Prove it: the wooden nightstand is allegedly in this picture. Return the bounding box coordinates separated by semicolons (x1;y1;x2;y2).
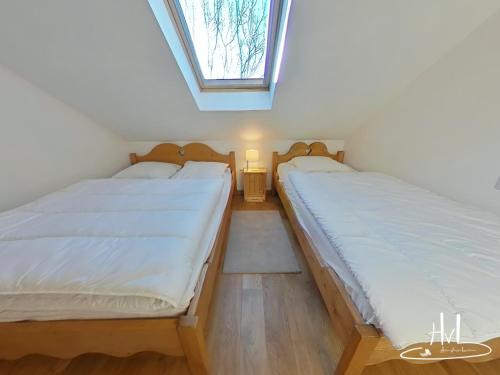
243;168;267;202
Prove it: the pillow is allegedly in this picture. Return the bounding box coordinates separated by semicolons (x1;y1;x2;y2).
290;156;354;172
113;162;180;179
174;161;228;179
277;162;297;181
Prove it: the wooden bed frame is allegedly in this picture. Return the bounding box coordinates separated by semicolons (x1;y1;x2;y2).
272;142;500;375
0;143;236;375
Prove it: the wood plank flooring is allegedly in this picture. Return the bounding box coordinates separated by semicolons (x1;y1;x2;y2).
1;194;499;374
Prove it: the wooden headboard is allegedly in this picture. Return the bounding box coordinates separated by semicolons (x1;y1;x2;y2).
130;142;236;187
271;142;345;189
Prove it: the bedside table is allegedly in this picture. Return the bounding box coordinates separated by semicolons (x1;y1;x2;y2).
243;168;267;202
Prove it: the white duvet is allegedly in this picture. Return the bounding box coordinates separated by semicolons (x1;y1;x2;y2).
289;171;500;349
0;177;227;321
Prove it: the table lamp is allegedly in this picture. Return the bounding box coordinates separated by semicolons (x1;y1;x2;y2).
245;149;259;170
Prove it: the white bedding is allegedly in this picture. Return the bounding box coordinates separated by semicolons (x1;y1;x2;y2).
287;171;500;349
0;171;231;321
280;177;377;324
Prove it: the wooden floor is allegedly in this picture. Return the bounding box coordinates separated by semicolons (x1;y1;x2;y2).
1;193;499;375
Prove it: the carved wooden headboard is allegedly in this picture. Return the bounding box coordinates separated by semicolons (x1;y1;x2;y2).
129;143;236;187
271;142;345;189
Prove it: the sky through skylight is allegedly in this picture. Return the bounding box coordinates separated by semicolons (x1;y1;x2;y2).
179;0;270;80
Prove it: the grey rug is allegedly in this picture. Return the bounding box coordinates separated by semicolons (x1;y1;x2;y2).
223;211;301;274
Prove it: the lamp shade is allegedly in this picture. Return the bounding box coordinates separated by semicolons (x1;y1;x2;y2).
245;149;259;162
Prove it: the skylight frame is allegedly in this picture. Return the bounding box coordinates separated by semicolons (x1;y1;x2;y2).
165;0;284;91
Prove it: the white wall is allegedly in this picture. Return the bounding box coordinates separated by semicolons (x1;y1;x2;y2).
129;139;344;189
0;64;128;211
345;11;500;215
2;1;500;142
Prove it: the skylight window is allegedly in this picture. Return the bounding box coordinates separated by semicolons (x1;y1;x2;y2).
168;0;284;90
148;0;291;110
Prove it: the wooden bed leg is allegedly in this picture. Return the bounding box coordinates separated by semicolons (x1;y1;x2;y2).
335;325;380;375
178;316;209;375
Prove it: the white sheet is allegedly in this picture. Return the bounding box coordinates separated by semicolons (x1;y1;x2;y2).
0;171;231;321
287;171;500;349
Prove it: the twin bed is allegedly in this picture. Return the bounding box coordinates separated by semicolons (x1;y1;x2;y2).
1;141;499;375
0;143;235;375
273;142;500;374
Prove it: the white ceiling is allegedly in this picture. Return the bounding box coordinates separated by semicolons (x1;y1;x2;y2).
0;0;499;141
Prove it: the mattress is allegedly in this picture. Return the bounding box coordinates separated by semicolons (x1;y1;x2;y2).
0;171;231;321
286;171;500;349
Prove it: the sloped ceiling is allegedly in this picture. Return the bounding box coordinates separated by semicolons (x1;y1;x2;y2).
0;0;499;141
